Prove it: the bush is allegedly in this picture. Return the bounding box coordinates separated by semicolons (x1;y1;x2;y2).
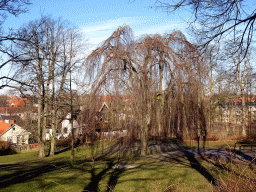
231;135;246;142
56;137;72;148
0;141;17;156
56;137;83;149
246;133;256;141
206;134;219;141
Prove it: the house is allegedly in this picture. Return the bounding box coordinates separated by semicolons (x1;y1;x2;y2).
0;123;30;145
0;95;38;121
45;127;53;140
0;96;25;115
57;112;82;139
219;97;256;124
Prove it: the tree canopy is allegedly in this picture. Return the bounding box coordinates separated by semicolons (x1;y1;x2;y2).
86;25;204;155
155;0;256;58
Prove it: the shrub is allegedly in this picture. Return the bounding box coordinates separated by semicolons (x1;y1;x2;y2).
56;137;72;148
206;134;219;141
246;133;256;141
56;137;83;149
231;135;246;142
0;141;17;156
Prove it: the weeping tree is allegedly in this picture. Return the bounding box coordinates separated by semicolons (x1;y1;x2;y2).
86;25;203;156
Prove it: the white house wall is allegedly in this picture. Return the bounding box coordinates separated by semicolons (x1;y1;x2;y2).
59;113;81;139
45;128;53;140
0;124;30;145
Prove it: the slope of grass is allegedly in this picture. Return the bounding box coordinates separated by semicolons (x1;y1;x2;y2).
0;140;255;192
0;153;214;192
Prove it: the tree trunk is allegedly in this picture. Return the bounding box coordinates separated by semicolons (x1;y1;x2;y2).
241;88;246;136
38;60;45;158
49;66;56;156
140;113;149;156
38;91;44;157
70;70;75;167
157;53;164;136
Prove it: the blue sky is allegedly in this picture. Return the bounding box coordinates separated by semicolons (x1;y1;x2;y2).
4;0;191;49
0;0;192;94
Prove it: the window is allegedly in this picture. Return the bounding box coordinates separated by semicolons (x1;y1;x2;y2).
64;127;67;134
17;136;21;145
22;136;25;145
7;136;13;144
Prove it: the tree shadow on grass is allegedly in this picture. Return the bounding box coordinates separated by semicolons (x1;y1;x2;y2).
82;157;129;192
96;138;186;161
232;149;256;163
82;161;113;192
160;151;223;188
0;161;66;189
96;138;141;160
106;167;125;192
200;152;256;183
105;158;129;192
183;151;223;187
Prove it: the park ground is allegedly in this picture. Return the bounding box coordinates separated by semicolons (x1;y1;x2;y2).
0;139;256;192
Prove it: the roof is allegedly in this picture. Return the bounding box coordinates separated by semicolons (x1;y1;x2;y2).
0;115;21;125
8;97;25;107
99;102;109;112
100;95;116;102
0;123;11;135
0;124;30;136
0;120;14;125
0;96;26;114
0;115;19;120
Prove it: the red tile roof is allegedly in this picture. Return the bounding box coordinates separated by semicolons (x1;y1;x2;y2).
0;123;11;135
0;120;14;125
0;96;26;114
8;97;25;107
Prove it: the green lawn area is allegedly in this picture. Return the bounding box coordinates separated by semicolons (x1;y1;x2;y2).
0;141;255;192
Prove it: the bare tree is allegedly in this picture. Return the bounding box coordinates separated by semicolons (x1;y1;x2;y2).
202;44;221;133
154;0;256;59
0;0;31;89
0;0;30;22
225;47;255;136
86;25;202;156
12;16;87;158
49;22;86;159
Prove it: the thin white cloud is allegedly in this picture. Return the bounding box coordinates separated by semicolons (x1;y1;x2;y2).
89;37;109;45
82;17;135;34
84;16;190;47
83;25;113;33
135;23;187;36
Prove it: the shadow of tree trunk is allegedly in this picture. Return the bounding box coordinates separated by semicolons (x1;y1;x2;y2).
106;167;125;192
0;162;66;189
232;149;256;163
183;151;223;187
83;161;113;192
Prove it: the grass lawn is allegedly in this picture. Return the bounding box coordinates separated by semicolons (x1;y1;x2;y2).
0;140;255;192
0;148;39;164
